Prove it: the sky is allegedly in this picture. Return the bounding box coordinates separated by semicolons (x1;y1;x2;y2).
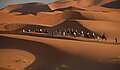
0;0;57;9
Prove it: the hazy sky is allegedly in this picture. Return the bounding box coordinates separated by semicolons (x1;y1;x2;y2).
0;0;57;9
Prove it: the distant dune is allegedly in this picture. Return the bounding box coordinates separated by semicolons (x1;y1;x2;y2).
0;2;51;14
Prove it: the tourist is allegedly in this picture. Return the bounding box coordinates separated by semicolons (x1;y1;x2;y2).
86;32;90;38
71;28;74;37
28;29;31;32
56;29;60;35
101;33;107;41
73;32;77;37
75;30;78;37
22;29;25;32
63;31;66;36
39;29;42;33
52;31;54;35
67;28;70;36
81;31;84;37
92;33;96;39
115;37;118;43
97;36;100;42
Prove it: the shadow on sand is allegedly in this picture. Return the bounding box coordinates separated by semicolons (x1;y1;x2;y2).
101;0;120;9
0;36;120;70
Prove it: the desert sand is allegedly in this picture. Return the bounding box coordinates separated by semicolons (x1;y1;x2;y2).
0;34;120;70
0;0;120;70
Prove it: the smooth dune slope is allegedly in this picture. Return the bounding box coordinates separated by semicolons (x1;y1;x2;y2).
0;49;35;70
0;11;65;28
0;34;120;70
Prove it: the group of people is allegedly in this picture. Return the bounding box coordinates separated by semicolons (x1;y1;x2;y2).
51;28;107;41
22;29;48;33
22;28;119;43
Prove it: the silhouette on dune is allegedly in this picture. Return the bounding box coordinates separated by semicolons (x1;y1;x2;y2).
101;0;120;9
53;6;86;11
51;20;96;34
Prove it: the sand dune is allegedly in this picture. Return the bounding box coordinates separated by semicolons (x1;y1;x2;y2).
0;11;65;28
66;20;120;39
0;0;120;28
0;49;35;70
0;0;120;70
0;24;50;31
48;0;119;10
0;8;120;38
77;0;119;7
48;19;120;39
48;0;78;10
0;2;50;14
1;0;119;13
78;10;120;22
0;34;120;70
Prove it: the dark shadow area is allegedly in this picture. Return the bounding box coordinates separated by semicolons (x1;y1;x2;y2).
0;36;120;70
97;57;120;63
1;23;50;32
50;21;98;35
10;3;52;14
53;6;86;11
101;0;120;9
14;24;50;32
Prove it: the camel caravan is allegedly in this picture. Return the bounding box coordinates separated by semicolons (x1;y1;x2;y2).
21;28;113;42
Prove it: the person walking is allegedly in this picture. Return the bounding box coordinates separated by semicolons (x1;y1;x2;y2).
92;33;96;39
28;29;31;32
39;29;42;33
115;37;118;43
81;31;84;37
101;33;107;41
70;28;73;37
52;31;54;35
86;32;90;38
56;29;60;35
22;29;25;32
67;28;70;36
64;29;67;36
97;36;100;42
75;30;78;37
73;32;77;37
62;30;66;36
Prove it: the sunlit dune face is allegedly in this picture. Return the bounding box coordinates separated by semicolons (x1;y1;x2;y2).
0;49;35;70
